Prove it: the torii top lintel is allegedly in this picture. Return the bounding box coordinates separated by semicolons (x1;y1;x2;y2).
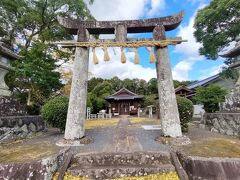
57;11;184;35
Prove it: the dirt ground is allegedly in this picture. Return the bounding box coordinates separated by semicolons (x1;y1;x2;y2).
1;118;239;164
0;118;161;164
180;122;240;158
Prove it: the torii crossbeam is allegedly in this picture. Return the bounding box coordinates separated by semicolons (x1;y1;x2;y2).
57;11;184;143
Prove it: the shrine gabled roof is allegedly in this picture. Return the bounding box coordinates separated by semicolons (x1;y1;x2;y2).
105;88;143;101
186;74;220;90
175;85;192;93
221;45;240;58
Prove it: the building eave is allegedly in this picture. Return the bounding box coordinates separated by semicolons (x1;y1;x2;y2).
0;44;21;59
221;45;240;58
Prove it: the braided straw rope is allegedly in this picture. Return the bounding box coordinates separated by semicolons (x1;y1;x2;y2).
57;40;186;48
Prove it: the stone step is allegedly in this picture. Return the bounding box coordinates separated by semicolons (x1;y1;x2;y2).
67;164;175;179
72;151;172;167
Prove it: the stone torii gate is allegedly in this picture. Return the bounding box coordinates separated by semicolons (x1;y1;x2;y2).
57;11;184;141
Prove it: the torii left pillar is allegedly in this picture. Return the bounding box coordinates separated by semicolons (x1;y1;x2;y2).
64;28;89;140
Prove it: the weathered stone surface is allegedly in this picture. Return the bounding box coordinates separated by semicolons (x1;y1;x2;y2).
203;113;240;137
29;122;36;132
73;152;172;166
68;152;175;179
0;116;45;143
0;148;69;180
64;46;89;140
220;86;240;112
177;151;240;180
57;11;184;35
154;37;182;137
0;96;27;116
21;124;28;133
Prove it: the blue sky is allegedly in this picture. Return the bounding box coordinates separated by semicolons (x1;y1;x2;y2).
85;0;225;82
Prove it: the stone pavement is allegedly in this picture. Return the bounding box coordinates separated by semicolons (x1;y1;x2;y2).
67;117;175;179
71;117;169;154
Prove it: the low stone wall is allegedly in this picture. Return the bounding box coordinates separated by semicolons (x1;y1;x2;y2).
0;116;45;143
203;113;240;137
177;151;240;180
0;148;69;180
0;96;27;116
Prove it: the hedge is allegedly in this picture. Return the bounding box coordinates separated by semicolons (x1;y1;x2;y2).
41;96;69;132
176;96;194;132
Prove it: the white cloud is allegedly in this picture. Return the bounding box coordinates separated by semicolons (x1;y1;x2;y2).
86;0;146;20
172;59;195;81
172;6;206;81
199;64;226;80
86;0;166;21
175;15;202;58
89;47;156;81
82;0;166;81
146;0;165;17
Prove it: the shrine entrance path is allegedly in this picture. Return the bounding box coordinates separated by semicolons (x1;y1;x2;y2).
71;116;169;154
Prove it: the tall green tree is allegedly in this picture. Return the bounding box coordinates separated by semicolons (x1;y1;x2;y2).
6;42;62;113
194;85;227;112
147;78;158;94
89;81;114;113
194;0;240;59
1;0;94;114
0;0;94;48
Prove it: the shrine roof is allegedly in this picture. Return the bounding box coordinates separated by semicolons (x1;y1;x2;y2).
186;74;220;90
175;85;192;93
57;11;184;35
221;44;240;58
0;42;21;59
105;88;143;101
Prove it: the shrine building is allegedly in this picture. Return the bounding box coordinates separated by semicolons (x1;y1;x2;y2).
105;88;143;116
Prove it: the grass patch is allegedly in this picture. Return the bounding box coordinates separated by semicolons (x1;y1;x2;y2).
129;118;159;126
183;138;240;158
113;171;179;180
0;141;60;163
53;171;179;180
85;118;119;129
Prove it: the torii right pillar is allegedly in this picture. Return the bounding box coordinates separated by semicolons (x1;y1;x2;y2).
154;25;182;137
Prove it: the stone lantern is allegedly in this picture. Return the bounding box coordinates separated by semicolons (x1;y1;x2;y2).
0;42;20;96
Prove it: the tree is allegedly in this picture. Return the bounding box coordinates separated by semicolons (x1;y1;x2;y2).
194;0;240;59
147;78;158;95
0;0;94;48
89;81;114;113
136;79;147;95
143;94;156;107
194;85;227;112
1;0;94;113
88;77;104;92
173;80;196;88
6;42;62;113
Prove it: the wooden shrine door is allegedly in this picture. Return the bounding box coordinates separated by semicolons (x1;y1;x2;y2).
120;102;129;115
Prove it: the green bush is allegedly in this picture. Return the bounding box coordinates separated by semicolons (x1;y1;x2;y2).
176;96;194;132
194;85;227;113
41;96;69;132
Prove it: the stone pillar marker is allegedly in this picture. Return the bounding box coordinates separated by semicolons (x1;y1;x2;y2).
154;26;182;137
64;28;89;140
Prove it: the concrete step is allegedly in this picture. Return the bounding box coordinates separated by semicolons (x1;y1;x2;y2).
72;151;172;167
68;164;175;179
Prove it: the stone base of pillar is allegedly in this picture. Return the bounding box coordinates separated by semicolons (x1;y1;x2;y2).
56;139;84;147
0;88;11;96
